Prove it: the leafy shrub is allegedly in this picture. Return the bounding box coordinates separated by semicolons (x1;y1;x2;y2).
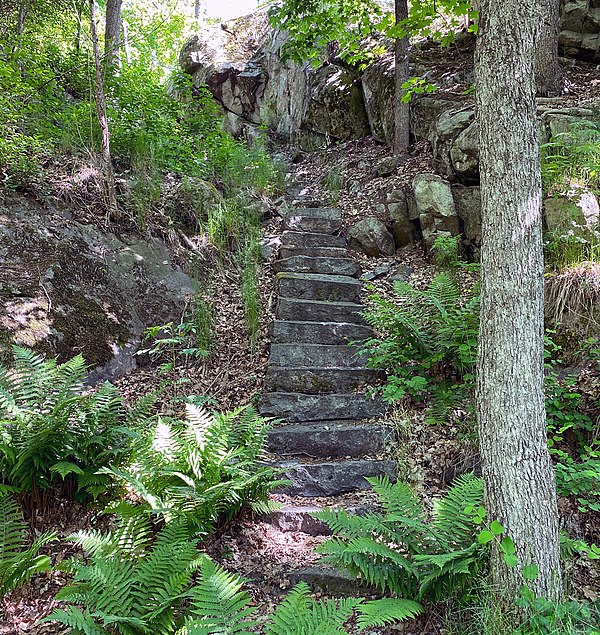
0;494;56;598
0;347;146;509
314;474;485;614
102;404;283;532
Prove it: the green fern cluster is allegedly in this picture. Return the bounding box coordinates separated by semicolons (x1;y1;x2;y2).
46;515;420;635
103;403;284;532
0;494;56;597
0;347;151;507
361;269;479;419
314;474;485;614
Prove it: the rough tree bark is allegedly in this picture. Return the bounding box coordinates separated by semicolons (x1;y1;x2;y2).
89;0;119;220
393;0;410;155
535;0;563;96
475;0;562;604
104;0;122;71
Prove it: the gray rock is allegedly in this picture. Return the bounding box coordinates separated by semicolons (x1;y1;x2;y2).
413;173;460;248
270;320;373;345
287;567;361;594
269;343;368;368
280;231;346;249
258;392;387;421
450;120;479;178
276;298;366;324
361;264;390;281
0;196;195;381
267;422;394;458
452;185;482;247
264;367;384;394
361;53;395;145
278;459;397;496
264;507;332;536
276;272;361;303
348;217;396;257
274;256;361;277
561;0;589;31
372;155;405;178
390;265;414;282
259;236;280;261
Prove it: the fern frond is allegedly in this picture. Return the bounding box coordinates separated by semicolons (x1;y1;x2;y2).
356;598;423;628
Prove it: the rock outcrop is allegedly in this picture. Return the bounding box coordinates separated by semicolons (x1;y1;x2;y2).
0;195;195;382
559;0;600;60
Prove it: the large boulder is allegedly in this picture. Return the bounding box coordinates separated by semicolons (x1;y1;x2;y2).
181;12;369;144
450;120;479;180
0;195;195;382
413;173;460;249
361;53;395;145
348;217;396;257
559;0;600;59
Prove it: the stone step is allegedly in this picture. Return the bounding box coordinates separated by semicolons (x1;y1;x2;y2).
278;459;397;497
267;422;394;458
264;367;383;394
284;208;342;235
287;566;361;594
276;298;366;324
281;231;346;250
280;246;348;259
275;256;361;278
269;343;368;368
270;320;373;345
277;272;361;303
258;392;387;422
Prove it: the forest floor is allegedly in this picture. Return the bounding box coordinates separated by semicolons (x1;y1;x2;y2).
2;47;600;634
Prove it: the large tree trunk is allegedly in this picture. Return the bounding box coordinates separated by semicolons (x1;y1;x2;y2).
535;0;562;96
90;0;119;220
393;0;410;155
475;0;562;604
104;0;122;71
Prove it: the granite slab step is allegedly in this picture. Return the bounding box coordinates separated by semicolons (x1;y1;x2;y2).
269;343;368;368
277;272;361;303
267;422;394;458
264;367;384;393
277;298;366;324
278;459;397;497
275;256;361;277
270;320;373;345
284;208;342;234
287;566;361;594
281;231;346;249
258;392;387;422
280;246;348;259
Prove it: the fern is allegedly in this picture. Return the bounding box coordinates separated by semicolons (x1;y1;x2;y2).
315;475;484;604
102;404;284;532
0;346;147;508
264;582;361;635
356;598;423;628
0;494;56;597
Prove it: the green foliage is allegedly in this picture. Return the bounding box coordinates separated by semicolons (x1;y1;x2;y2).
102;404;283;532
541;121;600;196
545;373;600;513
400;77;437;103
361;270;479;418
0;346;144;505
268;0;477;68
0;494;56;598
314;474;485;605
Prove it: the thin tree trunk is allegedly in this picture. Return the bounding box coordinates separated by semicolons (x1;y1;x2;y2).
393;0;410;155
475;0;562;604
89;0;119;220
535;0;562;96
194;0;201;20
104;0;122;71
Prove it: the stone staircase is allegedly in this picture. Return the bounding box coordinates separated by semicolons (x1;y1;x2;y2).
258;206;397;557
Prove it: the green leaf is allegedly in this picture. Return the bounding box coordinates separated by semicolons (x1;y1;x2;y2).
503;554;518;567
477;530;494;545
500;536;515;555
490;520;504;536
522;563;539;580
